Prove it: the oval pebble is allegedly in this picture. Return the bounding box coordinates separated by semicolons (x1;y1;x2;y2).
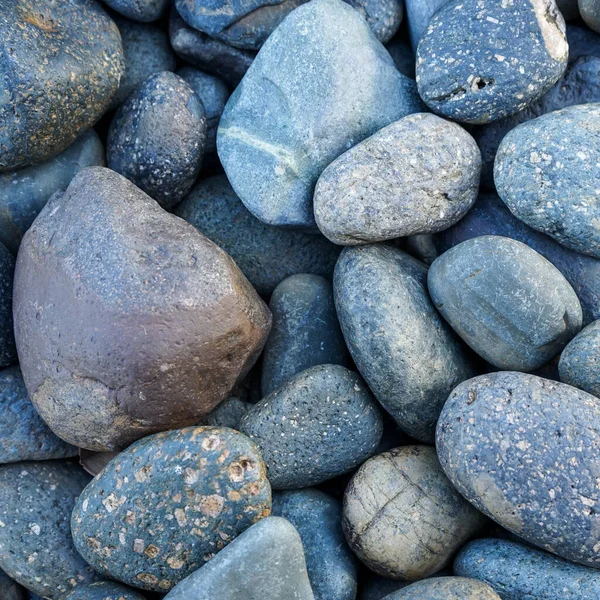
581;0;600;32
381;577;501;600
345;0;404;43
559;319;600;396
205;397;252;430
63;582;147;600
405;0;448;51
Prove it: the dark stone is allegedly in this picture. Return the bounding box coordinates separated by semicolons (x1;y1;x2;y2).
72;427;271;592
0;0;123;171
416;0;568;124
205;397;251;430
403;234;438;265
581;0;600;32
557;0;580;20
0;569;26;600
559;319;600;396
380;577;501;600
360;570;453;600
334;244;476;442
404;0;448;51
567;24;600;62
345;0;404;44
0;244;16;368
102;0;169;22
63;582;147;600
239;364;383;489
385;38;415;78
13;167;271;451
174;175;341;296
436;371;600;568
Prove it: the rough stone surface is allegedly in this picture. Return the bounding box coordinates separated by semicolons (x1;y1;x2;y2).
174;175;341;296
0;570;26;600
381;577;501;600
314;113;481;245
217;0;422;231
63;582;147;600
386;38;415;78
416;0;568;124
103;0;169;22
240;364;383;489
343;446;485;580
72;427;271;592
559;319;600;396
0;244;16;368
567;24;600;61
428;236;582;371
13;167;271;451
162;517;314;600
455;538;600;600
581;0;600;32
405;0;448;51
436;371;600;568
345;0;404;44
334;244;476;442
0;0;123;171
205;397;252;430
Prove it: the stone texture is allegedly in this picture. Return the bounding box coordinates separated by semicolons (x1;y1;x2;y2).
581;0;600;32
405;0;448;51
559;319;600;396
103;0;169;22
72;427;271;592
334;244;476;442
63;582;147;600
0;244;16;368
360;571;453;600
0;570;26;600
13;167;271;451
205;397;252;430
436;371;600;568
416;0;568;124
0;0;123;171
345;0;404;44
217;0;422;231
381;577;501;600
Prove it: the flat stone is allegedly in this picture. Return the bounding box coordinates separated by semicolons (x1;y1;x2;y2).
71;427;271;593
63;582;147;600
13;167;271;451
0;569;26;600
205;397;252;430
559;319;600;396
416;0;568;124
581;0;600;32
217;0;422;231
436;371;600;567
405;0;448;51
381;577;501;600
0;244;16;368
103;0;169;22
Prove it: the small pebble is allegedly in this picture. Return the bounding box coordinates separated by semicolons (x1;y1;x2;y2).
0;569;26;600
581;0;600;32
405;0;448;51
205;397;252;430
380;577;501;600
559;319;600;396
385;38;415;78
63;582;147;600
345;0;404;43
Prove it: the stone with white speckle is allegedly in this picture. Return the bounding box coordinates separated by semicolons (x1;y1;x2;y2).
559;319;600;396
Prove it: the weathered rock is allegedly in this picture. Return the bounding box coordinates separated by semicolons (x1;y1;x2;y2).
345;0;404;44
240;365;383;489
343;446;485;580
436;371;600;567
0;570;26;600
72;427;271;592
217;0;422;231
405;0;448;51
559;319;600;396
581;0;600;32
334;244;476;442
205;397;252;430
103;0;169;22
567;24;600;61
381;577;501;600
63;582;147;600
416;0;568;124
13;167;271;451
0;245;16;368
0;0;123;171
162;517;314;600
385;38;415;78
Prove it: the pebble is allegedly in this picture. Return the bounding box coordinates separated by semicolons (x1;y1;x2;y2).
13;167;271;451
342;446;485;580
385;38;415;78
107;72;207;208
261;274;347;396
345;0;404;44
63;582;147;600
162;517;314;599
217;0;422;231
405;0;448;51
272;489;357;600
0;245;16;369
334;244;476;442
0;0;123;171
380;577;501;600
239;364;383;489
436;371;600;568
428;236;582;371
102;0;169;22
455;538;600;600
314;113;481;245
205;397;252;430
174;175;341;296
416;0;569;124
581;0;600;32
0;461;97;598
360;571;453;600
559;319;600;396
0;570;26;600
71;427;271;592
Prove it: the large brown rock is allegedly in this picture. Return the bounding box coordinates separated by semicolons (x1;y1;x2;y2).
13;167;271;451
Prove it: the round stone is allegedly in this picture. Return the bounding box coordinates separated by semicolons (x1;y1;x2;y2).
205;397;252;430
380;577;501;600
345;0;404;43
581;0;600;32
559;319;600;396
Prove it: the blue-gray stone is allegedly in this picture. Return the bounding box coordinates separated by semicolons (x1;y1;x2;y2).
416;0;569;124
0;244;16;368
403;234;438;265
162;517;314;600
581;0;600;32
107;72;207;208
495;104;600;258
0;461;97;598
0;130;104;255
405;0;448;51
173;175;341;296
334;244;476;442
559;319;600;396
345;0;404;44
63;582;147;600
0;569;26;600
261;274;347;396
272;489;357;600
205;396;252;429
381;577;501;600
436;371;600;568
455;538;600;600
217;0;422;231
567;24;600;61
428;236;582;371
102;0;169;22
385;38;415;78
360;570;453;600
71;427;271;592
239;364;383;489
0;0;123;172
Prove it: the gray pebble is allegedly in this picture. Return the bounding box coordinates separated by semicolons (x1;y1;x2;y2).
345;0;404;44
381;577;501;600
205;397;252;430
385;38;415;78
405;0;448;51
102;0;169;22
0;244;16;368
581;0;600;32
0;569;26;600
360;570;453;600
559;319;600;396
63;582;146;600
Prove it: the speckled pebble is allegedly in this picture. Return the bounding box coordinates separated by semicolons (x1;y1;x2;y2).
0;570;26;600
381;577;501;600
345;0;404;43
559;319;600;396
205;397;252;430
63;582;147;600
581;0;600;32
103;0;169;22
405;0;448;51
0;244;16;369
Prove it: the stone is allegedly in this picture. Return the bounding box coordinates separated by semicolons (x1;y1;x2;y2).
261;275;347;396
385;38;415;78
567;24;600;61
239;364;383;489
0;244;16;368
416;0;568;124
559;319;600;396
174;175;341;296
72;427;271;592
455;538;600;600
334;244;476;442
217;0;422;231
314;113;481;245
360;571;453;600
162;517;314;600
343;446;485;580
403;234;438;264
13;167;271;451
103;0;169;22
0;570;26;600
63;582;147;600
495;104;600;258
345;0;404;44
557;0;580;19
381;577;501;600
0;130;105;255
405;0;448;51
428;236;582;371
0;0;123;171
272;490;356;600
205;397;252;430
0;461;97;598
581;0;600;32
107;72;206;208
436;371;600;567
